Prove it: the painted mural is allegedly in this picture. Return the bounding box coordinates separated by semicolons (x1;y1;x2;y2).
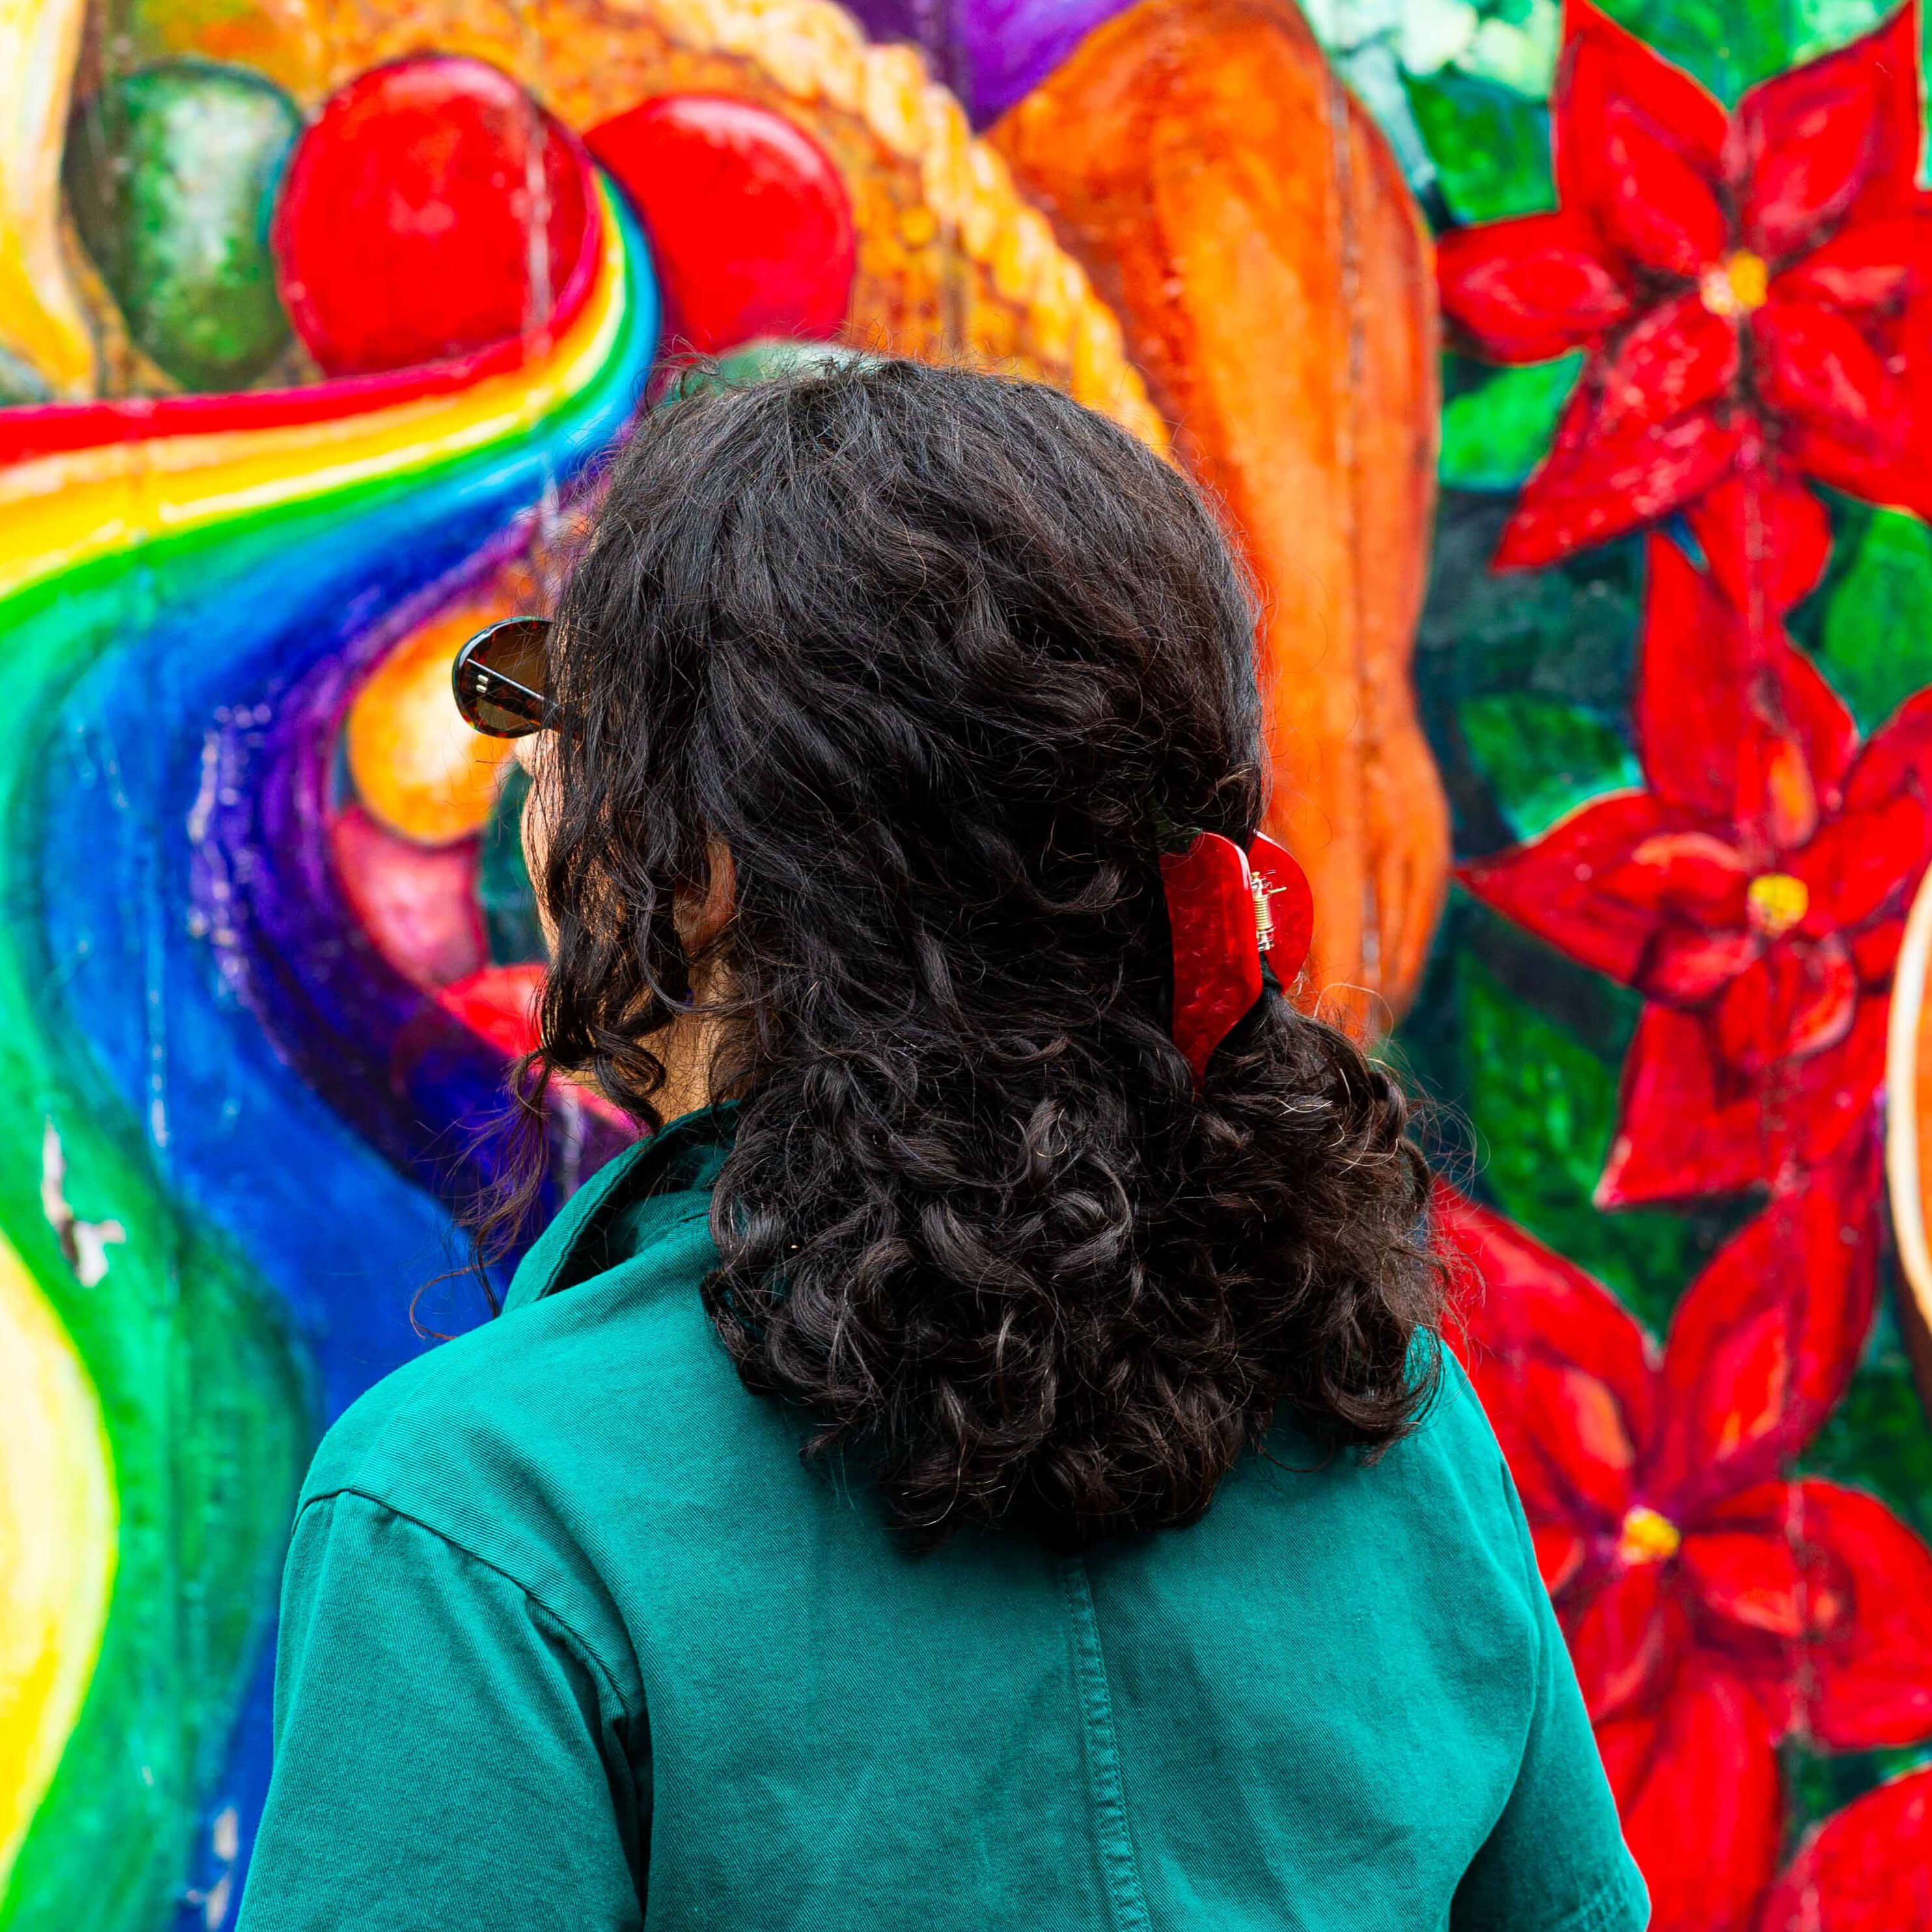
0;0;1928;1922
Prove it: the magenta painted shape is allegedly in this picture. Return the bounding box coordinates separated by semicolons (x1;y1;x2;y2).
330;805;486;990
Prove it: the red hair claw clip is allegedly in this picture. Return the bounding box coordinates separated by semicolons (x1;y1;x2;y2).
1160;831;1314;1089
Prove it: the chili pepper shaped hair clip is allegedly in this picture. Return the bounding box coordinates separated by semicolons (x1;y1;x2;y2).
1160;831;1314;1090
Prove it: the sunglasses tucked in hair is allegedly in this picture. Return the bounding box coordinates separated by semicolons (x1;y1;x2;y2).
453;616;554;737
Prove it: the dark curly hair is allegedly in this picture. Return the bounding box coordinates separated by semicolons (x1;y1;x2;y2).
494;356;1442;1551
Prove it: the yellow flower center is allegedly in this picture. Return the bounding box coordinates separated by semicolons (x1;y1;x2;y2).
1617;1505;1683;1566
1746;871;1809;939
1700;250;1769;318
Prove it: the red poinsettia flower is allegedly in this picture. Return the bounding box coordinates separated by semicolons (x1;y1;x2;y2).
1600;1687;1932;1930
1441;1177;1932;1926
1441;1170;1932;1733
1439;0;1932;612
1595;1659;1783;1931
1461;534;1932;1205
1756;1764;1932;1928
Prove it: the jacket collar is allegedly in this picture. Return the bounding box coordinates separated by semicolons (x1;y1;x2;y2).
499;1100;739;1315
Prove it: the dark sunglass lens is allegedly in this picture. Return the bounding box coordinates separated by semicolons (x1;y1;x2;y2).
456;672;542;737
454;617;552;736
473;616;550;690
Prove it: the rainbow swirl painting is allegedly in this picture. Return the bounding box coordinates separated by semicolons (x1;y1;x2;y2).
1;174;657;1924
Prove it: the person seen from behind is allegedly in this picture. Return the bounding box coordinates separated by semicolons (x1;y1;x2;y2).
236;358;1648;1931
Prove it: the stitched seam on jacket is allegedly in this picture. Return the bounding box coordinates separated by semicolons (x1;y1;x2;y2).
294;1486;639;1723
1545;1857;1648;1932
1062;1559;1154;1932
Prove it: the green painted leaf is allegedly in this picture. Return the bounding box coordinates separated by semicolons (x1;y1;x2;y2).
1459;692;1636;836
1404;70;1553;220
659;337;876;405
1452;0;1560;95
1788;0;1898;59
1459;953;1702;1333
1787;1736;1932;1842
1817;508;1932;733
1590;0;1789;102
1420;499;1644;715
1439;355;1582;492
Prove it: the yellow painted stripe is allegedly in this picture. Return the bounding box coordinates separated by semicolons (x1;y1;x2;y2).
0;1234;117;1897
0;186;631;598
0;0;94;393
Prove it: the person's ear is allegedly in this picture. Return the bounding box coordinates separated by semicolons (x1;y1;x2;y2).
674;840;736;958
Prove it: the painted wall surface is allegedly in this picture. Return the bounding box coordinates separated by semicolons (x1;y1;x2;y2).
0;0;1928;1925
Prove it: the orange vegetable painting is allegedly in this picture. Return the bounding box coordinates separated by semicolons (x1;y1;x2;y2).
994;0;1448;1017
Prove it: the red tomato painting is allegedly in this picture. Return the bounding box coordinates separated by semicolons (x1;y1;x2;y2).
273;55;598;375
586;94;855;356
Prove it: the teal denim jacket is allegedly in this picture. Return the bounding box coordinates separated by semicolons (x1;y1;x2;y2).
238;1105;1647;1932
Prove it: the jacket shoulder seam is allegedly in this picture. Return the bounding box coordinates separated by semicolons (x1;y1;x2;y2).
293;1484;640;1724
